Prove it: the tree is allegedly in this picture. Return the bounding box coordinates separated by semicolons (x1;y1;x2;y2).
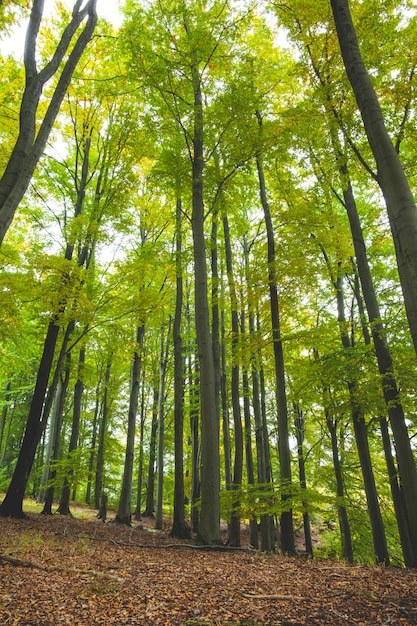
330;0;417;361
256;111;295;556
0;0;98;244
115;325;145;525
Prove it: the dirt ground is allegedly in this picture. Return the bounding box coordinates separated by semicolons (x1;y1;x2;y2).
0;506;417;625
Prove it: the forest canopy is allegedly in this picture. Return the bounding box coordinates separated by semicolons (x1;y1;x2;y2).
1;0;417;567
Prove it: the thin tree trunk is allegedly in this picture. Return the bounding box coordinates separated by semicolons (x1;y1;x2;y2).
327;412;354;563
189;343;200;534
256;112;295;555
171;197;190;539
155;319;171;531
0;382;11;456
85;379;100;506
134;368;146;521
241;303;258;549
94;359;111;511
41;356;71;516
115;325;145;525
351;263;414;566
244;234;274;551
57;345;86;516
293;403;313;558
143;379;159;518
223;213;243;547
221;307;232;491
335;273;389;565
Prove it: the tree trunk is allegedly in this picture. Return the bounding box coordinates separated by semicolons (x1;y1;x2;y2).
223;213;243;547
244;236;274;551
221;307;232;493
335;274;389;565
341;177;417;565
330;0;417;360
171;197;190;539
0;382;11;457
326;409;354;563
187;41;220;546
256;112;295;555
155;320;171;531
293;403;313;558
0;319;61;517
134;368;146;521
85;381;100;506
94;359;111;511
241;304;258;549
143;380;158;518
0;0;97;243
115;325;145;525
189;343;200;534
41;356;71;516
57;345;86;516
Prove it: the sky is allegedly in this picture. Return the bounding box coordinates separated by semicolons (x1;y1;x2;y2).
1;0;123;59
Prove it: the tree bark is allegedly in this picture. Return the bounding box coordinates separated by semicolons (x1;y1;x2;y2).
341;178;417;565
57;346;86;516
115;325;145;525
256;112;295;555
186;35;220;546
143;380;158;518
171;197;190;539
333;272;389;565
293;403;313;558
0;0;97;243
94;359;111;511
155;320;171;531
134;369;146;521
41;357;71;515
326;410;354;563
223;213;243;547
330;0;417;360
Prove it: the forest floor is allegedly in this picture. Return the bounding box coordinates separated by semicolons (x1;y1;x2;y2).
0;502;416;625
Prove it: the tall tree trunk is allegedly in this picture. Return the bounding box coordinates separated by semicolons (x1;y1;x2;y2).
351;263;415;566
241;303;258;549
186;34;220;546
134;368;146;521
143;379;159;518
94;359;111;511
0;384;15;467
256;112;295;555
85;379;101;506
223;213;243;547
41;355;71;516
189;343;200;534
0;319;61;518
171;197;190;539
334;273;389;565
340;178;417;565
115;325;145;525
57;345;86;516
155;320;171;531
0;0;97;243
326;409;354;563
221;307;232;492
293;403;313;558
0;382;11;456
330;0;417;360
244;237;275;552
